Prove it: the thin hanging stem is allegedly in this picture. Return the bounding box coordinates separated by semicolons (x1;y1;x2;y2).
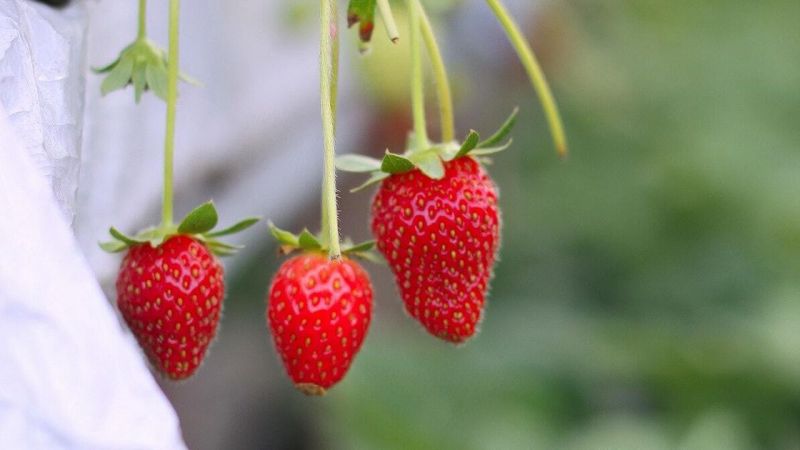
407;0;428;150
320;0;341;259
137;0;147;40
376;0;400;43
415;0;454;143
485;0;568;157
161;0;179;228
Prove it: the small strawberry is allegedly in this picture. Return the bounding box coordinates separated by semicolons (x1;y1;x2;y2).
337;109;518;343
372;157;499;343
267;253;373;395
116;235;224;379
266;225;376;395
102;202;258;379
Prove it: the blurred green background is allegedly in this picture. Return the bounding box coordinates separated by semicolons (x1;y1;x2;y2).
162;0;800;448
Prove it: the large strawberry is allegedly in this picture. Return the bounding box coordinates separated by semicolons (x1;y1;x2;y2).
102;202;258;379
266;225;376;395
337;109;519;343
372;156;499;342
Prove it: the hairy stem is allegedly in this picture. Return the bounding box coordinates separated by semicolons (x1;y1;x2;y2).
137;0;147;40
162;0;179;228
320;0;341;258
407;0;428;150
376;0;400;43
485;0;568;157
416;0;454;143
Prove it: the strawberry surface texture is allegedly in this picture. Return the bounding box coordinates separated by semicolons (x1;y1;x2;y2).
371;156;500;343
267;254;373;395
117;235;224;380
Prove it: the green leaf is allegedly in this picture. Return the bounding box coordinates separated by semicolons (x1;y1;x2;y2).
100;55;134;96
477;107;519;148
205;217;260;238
470;139;514;156
381;151;415;174
351;171;390;192
269;222;300;246
177;201;219;234
298;230;323;250
453;130;481;159
347;0;377;42
109;227;144;245
414;151;445;179
336;154;383;172
344;240;376;253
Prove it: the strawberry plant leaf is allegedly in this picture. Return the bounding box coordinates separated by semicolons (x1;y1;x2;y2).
298;230;323;250
347;0;377;43
414;151;445;179
381;151;415;174
178;201;219;234
453;130;481;159
477;107;519;149
205;217;260;238
269;222;300;247
351;171;390;192
336;154;383;172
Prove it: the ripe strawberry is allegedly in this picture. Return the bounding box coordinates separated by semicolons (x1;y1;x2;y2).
267;253;373;396
116;235;224;380
371;156;500;343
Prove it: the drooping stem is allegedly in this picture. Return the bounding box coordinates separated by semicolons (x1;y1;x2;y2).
320;0;342;259
376;0;400;43
407;0;428;150
416;0;454;143
137;0;147;40
161;0;180;228
485;0;568;157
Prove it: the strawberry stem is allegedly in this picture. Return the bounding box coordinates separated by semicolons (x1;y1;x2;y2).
137;0;147;40
320;0;342;259
485;0;568;158
376;0;400;43
162;0;180;229
416;0;455;143
407;0;429;150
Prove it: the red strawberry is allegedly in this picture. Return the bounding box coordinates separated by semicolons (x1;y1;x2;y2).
371;156;500;343
267;253;373;396
116;235;224;380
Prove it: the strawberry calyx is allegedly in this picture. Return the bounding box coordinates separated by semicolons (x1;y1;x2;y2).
100;201;259;256
93;37;200;103
336;107;518;191
269;222;380;263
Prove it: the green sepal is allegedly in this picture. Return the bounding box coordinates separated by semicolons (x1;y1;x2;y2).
343;240;375;253
94;38;199;103
381;151;415;174
99;239;128;253
412;150;445;179
336;154;382;172
178;201;219;234
350;171;390;192
269;222;300;247
298;229;323;250
477;107;519;148
110;226;145;245
347;0;377;43
205;217;260;238
453;130;481;160
469;139;514;156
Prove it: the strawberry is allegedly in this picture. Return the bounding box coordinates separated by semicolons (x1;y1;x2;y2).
371;156;500;343
116;235;224;380
267;253;373;396
103;202;258;379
